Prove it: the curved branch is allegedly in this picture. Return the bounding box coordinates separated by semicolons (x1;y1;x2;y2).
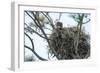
24;23;52;41
31;12;59;58
82;19;91;24
25;32;34;49
24;32;47;61
46;13;54;24
24;45;47;61
41;12;55;29
25;11;58;59
30;12;52;42
25;11;39;27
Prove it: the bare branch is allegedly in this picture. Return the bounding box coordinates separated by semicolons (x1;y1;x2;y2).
25;11;58;59
24;23;52;41
30;12;52;39
82;19;91;24
41;12;55;29
43;27;52;31
58;13;62;20
24;45;47;61
25;11;39;27
24;32;47;61
25;32;34;49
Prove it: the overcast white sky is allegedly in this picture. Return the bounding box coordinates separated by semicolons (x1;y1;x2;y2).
24;12;91;61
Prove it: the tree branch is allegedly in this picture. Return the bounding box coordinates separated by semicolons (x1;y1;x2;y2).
24;45;47;61
24;32;47;61
58;13;62;20
44;27;52;31
25;32;34;49
25;11;40;27
82;19;91;24
24;23;52;41
25;11;58;59
41;12;55;29
30;12;52;43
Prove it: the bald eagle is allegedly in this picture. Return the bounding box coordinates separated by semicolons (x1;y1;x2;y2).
56;22;63;29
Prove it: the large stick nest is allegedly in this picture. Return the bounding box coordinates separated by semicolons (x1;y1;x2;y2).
49;27;90;60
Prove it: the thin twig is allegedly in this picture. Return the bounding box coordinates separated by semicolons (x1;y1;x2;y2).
24;32;47;61
82;19;90;24
41;12;55;29
24;23;52;40
31;12;52;45
25;32;34;49
58;13;62;20
24;45;47;61
26;11;58;59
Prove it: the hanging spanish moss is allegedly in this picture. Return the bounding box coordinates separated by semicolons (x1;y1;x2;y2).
49;27;90;60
